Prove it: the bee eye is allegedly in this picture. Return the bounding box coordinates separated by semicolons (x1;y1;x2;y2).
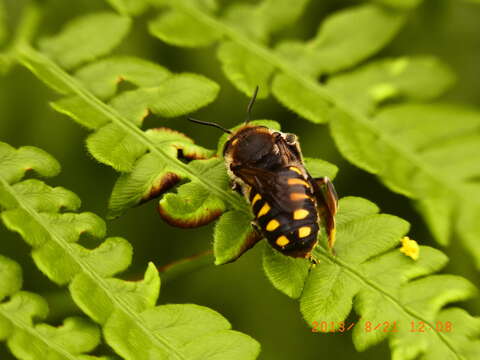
285;133;297;145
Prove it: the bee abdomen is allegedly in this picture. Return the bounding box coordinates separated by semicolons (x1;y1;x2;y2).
249;168;320;255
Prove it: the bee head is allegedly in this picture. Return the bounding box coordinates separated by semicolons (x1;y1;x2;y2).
187;86;299;166
223;125;277;164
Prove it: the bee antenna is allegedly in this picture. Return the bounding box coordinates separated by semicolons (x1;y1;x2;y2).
245;85;259;124
187;117;232;134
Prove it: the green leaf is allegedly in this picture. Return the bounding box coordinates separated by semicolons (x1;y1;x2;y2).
262;244;310;299
150;0;309;47
222;0;310;42
0;256;22;301
14;5;480;358
51;96;111;129
217;41;273;98
61;96;335;267
104;303;257;359
212;189;480;358
86;123;147;172
109;73;219;123
106;0;150;16
39;12;131;69
18;36;242;229
51;56;218;131
145;0;480;269
149;0;313;98
326;56;455;114
275;4;406;76
75;56;171;100
0;255;105;360
19;20;220;220
303;157;338;179
330;103;480;266
0;142;261;360
298;197;479;359
271;2;407;85
272;74;332;123
214;210;259;265
151;1;407;119
158;159;227;227
0;142;60;184
149;10;222;47
108;128;215;218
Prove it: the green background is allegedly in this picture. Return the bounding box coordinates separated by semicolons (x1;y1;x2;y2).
1;0;479;359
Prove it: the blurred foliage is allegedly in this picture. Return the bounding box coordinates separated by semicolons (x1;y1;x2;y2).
0;254;105;360
147;0;480;271
0;141;260;359
0;0;480;359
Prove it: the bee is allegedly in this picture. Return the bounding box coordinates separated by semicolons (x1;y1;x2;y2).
189;87;338;262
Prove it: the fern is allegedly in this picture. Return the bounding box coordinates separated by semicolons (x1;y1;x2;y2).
9;4;480;359
13;10;262;259
16;49;480;360
105;0;150;16
265;197;480;359
146;0;480;269
0;141;260;360
0;255;107;360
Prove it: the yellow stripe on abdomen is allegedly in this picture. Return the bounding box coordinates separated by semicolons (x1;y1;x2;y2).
257;203;271;218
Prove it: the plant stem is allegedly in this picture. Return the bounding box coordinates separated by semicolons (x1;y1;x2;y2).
158;250;214;282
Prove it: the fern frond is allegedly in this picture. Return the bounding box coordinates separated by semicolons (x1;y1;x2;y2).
146;0;480;268
264;197;480;359
11;6;480;359
15;45;480;357
15;11;256;258
0;255;107;360
0;141;260;360
15;10;221;221
150;1;406;99
39;12;130;70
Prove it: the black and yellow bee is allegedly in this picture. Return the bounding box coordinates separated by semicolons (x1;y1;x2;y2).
190;87;338;262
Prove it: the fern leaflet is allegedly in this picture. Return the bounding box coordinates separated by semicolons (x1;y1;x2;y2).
0;141;260;360
0;255;107;360
146;0;480;269
264;197;480;359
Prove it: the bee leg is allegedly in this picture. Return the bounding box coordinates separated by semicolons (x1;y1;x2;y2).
313;177;338;251
230;181;243;195
250;221;261;233
308;253;319;266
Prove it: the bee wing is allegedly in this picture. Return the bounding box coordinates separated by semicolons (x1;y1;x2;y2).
233;166;301;212
311;177;338;249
